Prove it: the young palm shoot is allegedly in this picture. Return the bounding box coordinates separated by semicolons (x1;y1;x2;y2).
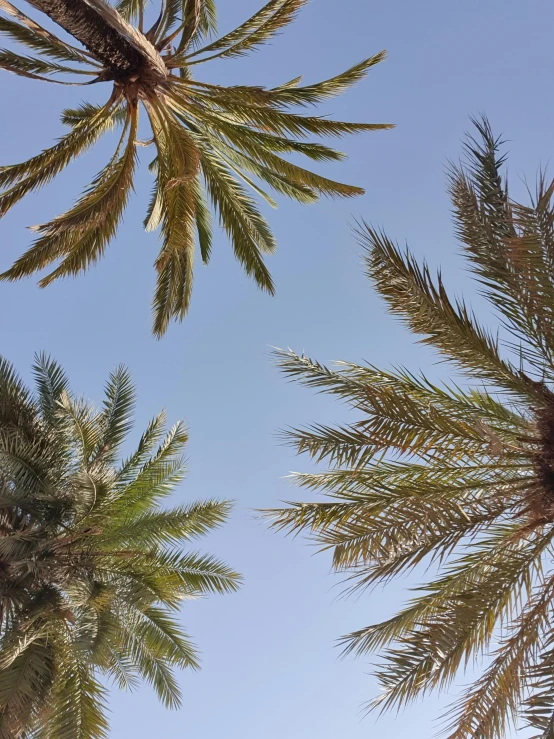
0;0;390;335
266;118;554;738
0;353;240;738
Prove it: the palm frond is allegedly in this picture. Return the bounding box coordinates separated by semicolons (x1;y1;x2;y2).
114;620;184;708
146;102;198;336
362;225;540;401
6;109;137;285
267;52;386;107
198;143;276;293
0;48;95;76
364;529;551;716
99;499;232;549
0;97;121;222
61;101;127;128
0;637;55;737
450;118;554;374
109;419;188;512
151;550;242;594
42;656;109;739
93;366;136;463
524;626;554;737
32;352;70;427
444;574;554;739
186;0;304;60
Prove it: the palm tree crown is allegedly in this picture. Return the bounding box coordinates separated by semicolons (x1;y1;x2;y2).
0;353;240;738
266;119;554;738
0;0;390;335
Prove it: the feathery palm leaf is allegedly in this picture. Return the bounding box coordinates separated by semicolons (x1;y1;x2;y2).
0;353;240;738
265;118;554;738
0;0;390;335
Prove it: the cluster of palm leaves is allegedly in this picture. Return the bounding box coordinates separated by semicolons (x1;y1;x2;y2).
0;354;239;737
266;119;554;738
0;0;389;335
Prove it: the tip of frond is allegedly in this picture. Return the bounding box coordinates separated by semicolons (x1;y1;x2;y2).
329;184;365;198
462;113;508;167
37;272;59;289
270;345;295;359
0;266;23;282
363;49;388;68
351;219;382;254
152;324;169;340
258;275;276;296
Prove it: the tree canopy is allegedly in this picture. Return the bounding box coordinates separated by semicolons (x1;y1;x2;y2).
0;0;390;335
0;353;240;738
267;119;554;738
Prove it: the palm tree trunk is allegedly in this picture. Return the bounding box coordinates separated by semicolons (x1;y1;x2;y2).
25;0;144;75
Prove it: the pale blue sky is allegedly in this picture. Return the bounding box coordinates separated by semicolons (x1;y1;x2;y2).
0;0;551;736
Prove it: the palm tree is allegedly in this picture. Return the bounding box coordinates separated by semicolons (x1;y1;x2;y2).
0;0;390;336
266;119;554;738
0;352;240;738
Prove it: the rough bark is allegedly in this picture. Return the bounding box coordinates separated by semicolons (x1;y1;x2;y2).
25;0;144;75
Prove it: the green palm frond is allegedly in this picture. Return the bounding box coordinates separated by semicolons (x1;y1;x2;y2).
33;110;138;287
0;353;240;738
42;657;109;739
145;100;198;335
97;499;232;549
265;53;385;108
198;144;276;293
0;0;390;334
265;119;554;738
94;365;136;460
183;0;303;60
32;352;70;426
0;48;94;76
0;98;122;219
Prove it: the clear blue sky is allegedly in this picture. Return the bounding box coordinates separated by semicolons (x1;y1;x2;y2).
0;0;551;736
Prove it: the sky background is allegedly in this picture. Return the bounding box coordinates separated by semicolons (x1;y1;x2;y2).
0;0;552;736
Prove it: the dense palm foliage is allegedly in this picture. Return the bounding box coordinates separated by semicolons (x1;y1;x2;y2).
266;119;554;738
0;0;389;335
0;353;240;738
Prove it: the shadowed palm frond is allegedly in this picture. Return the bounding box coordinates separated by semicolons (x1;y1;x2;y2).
0;0;391;335
264;119;554;738
0;353;240;738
